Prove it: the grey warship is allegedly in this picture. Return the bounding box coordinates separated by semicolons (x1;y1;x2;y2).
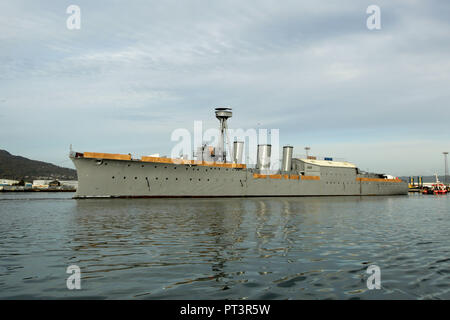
70;108;408;198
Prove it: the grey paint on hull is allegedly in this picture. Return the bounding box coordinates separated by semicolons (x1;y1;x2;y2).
71;157;409;198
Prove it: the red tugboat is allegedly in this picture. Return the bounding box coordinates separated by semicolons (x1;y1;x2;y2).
432;183;448;194
422;174;448;195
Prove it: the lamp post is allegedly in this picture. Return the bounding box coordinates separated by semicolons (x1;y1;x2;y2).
444;152;449;186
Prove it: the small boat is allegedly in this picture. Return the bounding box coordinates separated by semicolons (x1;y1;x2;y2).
432;183;448;194
423;174;448;195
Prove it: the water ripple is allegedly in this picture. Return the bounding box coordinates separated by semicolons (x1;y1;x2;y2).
0;193;449;299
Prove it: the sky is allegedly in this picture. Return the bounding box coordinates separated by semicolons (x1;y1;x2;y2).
1;0;449;176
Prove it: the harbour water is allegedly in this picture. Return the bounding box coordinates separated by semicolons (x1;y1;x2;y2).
0;193;448;299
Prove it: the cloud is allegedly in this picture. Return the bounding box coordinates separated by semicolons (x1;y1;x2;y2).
0;0;449;175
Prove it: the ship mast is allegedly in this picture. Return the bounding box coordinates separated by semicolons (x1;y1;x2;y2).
215;108;232;163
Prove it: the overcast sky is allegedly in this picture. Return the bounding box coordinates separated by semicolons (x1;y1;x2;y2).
1;0;449;176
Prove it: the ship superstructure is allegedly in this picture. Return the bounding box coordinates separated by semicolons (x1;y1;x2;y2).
70;108;408;198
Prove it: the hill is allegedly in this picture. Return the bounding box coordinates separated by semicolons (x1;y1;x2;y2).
0;149;77;181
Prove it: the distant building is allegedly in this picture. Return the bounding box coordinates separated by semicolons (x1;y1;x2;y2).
32;180;51;189
48;180;61;187
0;179;19;186
60;180;78;189
32;179;78;190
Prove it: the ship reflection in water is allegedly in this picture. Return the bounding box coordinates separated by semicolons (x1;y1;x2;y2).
0;193;449;299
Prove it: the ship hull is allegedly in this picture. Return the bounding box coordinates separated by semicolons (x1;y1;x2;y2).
71;157;408;198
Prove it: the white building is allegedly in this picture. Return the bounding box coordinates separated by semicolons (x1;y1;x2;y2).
32;180;78;189
0;179;19;186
